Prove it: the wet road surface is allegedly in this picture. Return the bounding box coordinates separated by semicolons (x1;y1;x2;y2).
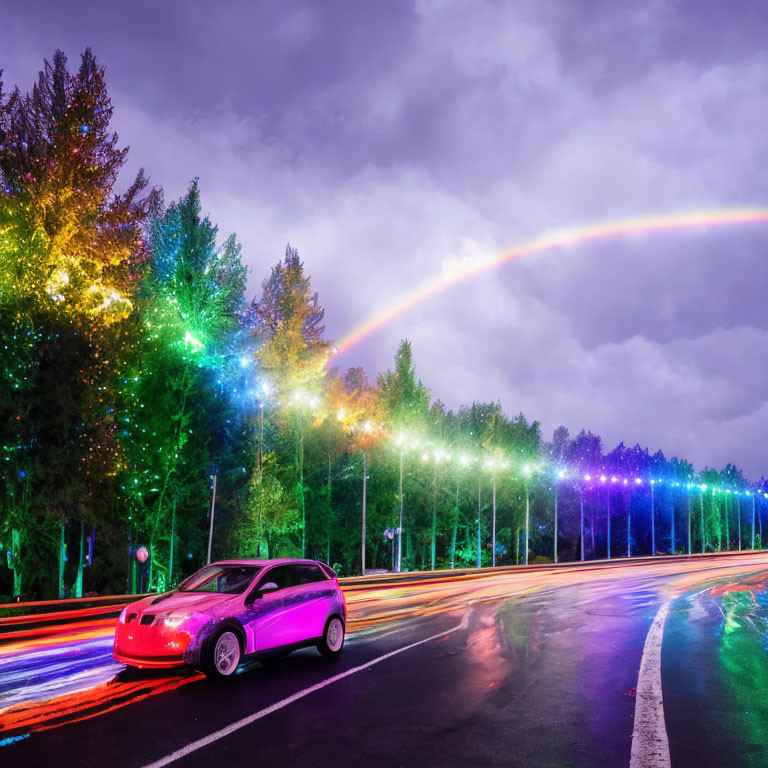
3;553;768;767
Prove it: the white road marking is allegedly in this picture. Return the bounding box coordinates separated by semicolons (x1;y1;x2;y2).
142;616;467;768
630;598;672;768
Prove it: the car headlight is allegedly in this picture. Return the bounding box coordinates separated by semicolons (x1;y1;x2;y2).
161;611;191;628
118;606;129;624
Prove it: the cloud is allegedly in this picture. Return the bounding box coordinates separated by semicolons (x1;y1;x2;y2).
4;0;768;476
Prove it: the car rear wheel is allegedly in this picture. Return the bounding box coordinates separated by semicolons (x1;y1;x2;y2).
204;630;241;678
317;616;345;659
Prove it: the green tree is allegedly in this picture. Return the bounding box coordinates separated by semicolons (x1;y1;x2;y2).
250;245;332;558
0;50;147;598
233;459;300;558
119;181;247;590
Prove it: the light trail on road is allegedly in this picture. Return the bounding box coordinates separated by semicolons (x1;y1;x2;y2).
1;552;767;750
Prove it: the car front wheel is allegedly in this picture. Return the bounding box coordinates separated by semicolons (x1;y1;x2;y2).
317;616;345;659
204;630;242;678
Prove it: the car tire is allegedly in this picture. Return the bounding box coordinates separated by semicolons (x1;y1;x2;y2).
203;629;242;679
317;615;345;659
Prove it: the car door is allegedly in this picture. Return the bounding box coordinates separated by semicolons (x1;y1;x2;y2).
287;563;335;642
242;565;300;652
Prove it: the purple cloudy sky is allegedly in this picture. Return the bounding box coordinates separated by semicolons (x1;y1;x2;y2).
4;1;768;476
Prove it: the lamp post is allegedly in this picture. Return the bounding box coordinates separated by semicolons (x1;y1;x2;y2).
670;482;677;554
289;390;320;558
485;458;501;568
650;480;656;556
476;476;482;568
712;488;720;550
580;476;589;561
419;450;437;571
452;456;469;569
398;447;404;573
750;491;756;550
206;473;217;565
451;475;459;569
601;475;611;560
522;464;531;566
394;434;413;573
492;473;497;567
554;469;565;563
361;450;367;574
699;485;706;553
359;419;377;574
625;479;632;558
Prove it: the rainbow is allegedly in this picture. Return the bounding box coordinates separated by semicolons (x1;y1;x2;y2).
332;208;768;357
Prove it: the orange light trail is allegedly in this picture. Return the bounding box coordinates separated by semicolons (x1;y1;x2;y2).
3;552;768;737
332;208;768;357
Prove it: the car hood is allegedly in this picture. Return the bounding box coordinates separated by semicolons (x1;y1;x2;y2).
130;591;238;616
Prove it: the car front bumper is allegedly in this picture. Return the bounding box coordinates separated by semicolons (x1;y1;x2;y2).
113;621;195;668
112;648;187;669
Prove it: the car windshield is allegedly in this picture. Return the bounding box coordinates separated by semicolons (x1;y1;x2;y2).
178;565;262;594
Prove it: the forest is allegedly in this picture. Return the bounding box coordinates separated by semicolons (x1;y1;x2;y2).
1;50;766;600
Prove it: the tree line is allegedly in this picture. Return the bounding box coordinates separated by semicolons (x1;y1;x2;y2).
1;50;765;600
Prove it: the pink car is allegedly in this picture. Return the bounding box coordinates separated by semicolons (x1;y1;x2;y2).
113;559;347;678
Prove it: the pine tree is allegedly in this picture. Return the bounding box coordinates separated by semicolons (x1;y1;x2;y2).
0;50;148;597
250;244;331;392
118;181;247;589
377;339;430;432
249;245;332;558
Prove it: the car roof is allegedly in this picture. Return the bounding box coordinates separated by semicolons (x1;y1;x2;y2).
209;558;322;567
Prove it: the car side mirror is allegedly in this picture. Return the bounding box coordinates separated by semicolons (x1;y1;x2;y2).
255;581;279;598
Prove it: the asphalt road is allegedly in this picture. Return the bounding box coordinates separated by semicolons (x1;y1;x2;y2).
3;553;768;768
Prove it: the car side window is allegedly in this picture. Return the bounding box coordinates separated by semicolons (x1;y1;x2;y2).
262;565;293;591
293;564;327;585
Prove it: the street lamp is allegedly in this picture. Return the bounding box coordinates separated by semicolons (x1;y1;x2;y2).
207;473;217;565
477;472;483;568
394;434;416;573
627;478;642;558
289;389;322;558
429;449;451;571
451;455;470;569
712;487;720;550
522;464;531;565
360;419;374;575
580;474;591;561
484;459;497;567
554;468;566;563
601;474;611;560
650;480;657;556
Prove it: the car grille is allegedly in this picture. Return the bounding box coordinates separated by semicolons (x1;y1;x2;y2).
140;614;156;626
126;613;137;624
